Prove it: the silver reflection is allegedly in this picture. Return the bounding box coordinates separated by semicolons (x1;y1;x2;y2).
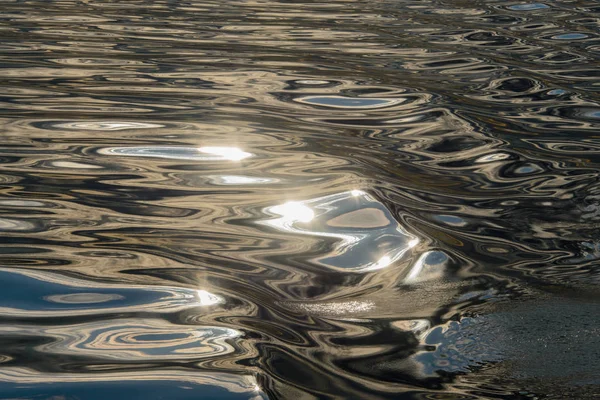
52;121;164;131
98;146;252;161
404;250;449;283
207;175;276;185
262;190;419;272
0;268;223;317
196;289;224;306
295;95;406;109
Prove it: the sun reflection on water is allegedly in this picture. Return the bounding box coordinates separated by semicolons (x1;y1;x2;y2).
196;290;223;306
262;190;419;272
197;146;252;161
270;201;315;224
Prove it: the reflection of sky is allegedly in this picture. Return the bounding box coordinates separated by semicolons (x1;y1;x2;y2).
0;269;222;316
404;251;448;283
99;146;251;161
0;368;266;400
262;191;418;272
506;3;549;10
295;95;405;109
281;300;376;316
551;33;588;40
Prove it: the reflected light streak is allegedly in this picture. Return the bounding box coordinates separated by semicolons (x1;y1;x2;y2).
99;146;253;161
404;250;447;283
197;146;251;161
405;253;427;283
211;175;275;185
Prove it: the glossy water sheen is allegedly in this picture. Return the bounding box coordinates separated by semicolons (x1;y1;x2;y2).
0;0;599;399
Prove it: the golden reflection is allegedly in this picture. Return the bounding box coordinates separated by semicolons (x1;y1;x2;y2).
294;95;406;109
53;121;164;131
3;319;243;361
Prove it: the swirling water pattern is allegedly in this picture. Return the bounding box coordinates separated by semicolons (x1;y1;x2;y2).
0;0;599;398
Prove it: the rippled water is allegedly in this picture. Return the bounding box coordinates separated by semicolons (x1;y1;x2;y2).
0;0;599;398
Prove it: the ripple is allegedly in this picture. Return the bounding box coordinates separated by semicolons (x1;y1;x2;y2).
98;146;252;161
506;3;549;10
0;369;265;399
419;297;599;385
52;121;165;131
0;218;36;232
550;33;590;40
50;58;153;66
45;293;126;304
51;161;104;169
0;268;220;317
0;199;46;207
294;96;405;109
1;319;241;361
261;190;419;272
2;0;600;397
404;251;450;283
279;300;376;316
77;322;235;360
475;152;512;163
207;175;278;185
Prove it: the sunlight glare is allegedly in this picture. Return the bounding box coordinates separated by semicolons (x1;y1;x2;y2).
272;201;314;223
197;146;251;161
196;290;223;306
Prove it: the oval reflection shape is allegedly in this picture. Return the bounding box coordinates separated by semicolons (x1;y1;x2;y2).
551;33;589;40
98;146;251;161
52;121;164;131
45;293;125;305
506;3;549;10
295;96;405;109
27;319;242;361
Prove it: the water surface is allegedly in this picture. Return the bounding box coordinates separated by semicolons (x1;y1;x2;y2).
0;0;599;398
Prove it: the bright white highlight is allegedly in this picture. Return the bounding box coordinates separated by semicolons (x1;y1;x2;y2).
197;147;251;161
371;255;392;271
271;201;314;223
196;290;223;306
